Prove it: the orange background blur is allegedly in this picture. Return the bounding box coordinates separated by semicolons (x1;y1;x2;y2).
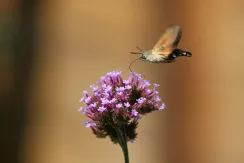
1;0;244;163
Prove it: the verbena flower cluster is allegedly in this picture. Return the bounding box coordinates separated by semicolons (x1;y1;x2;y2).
78;70;165;143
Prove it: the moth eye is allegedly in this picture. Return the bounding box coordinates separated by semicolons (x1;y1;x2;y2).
140;55;146;59
172;54;176;58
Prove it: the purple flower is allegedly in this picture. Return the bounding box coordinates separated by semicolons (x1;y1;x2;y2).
84;120;96;128
101;98;110;105
109;98;117;103
83;90;88;96
136;115;142;120
136;97;146;104
146;89;152;94
84;96;92;104
105;85;112;92
116;87;125;92
90;102;97;108
154;84;160;88
124;102;130;108
78;106;83;112
90;84;98;92
158;103;166;110
143;80;151;86
82;108;87;114
117;92;123;96
102;84;107;89
154;96;162;102
123;80;129;85
139;80;151;90
131;109;138;116
125;85;132;90
103;92;110;98
116;103;123;109
84;120;91;128
98;106;106;112
79;97;85;102
94;92;101;98
100;76;105;81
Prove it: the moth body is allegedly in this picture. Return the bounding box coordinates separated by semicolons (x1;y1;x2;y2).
140;48;192;63
140;50;166;63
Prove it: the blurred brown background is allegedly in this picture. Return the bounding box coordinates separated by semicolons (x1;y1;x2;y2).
1;0;244;163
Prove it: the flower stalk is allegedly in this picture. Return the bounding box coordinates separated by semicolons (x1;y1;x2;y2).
116;126;129;163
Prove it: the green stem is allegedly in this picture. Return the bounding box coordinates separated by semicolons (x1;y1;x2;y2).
116;127;129;163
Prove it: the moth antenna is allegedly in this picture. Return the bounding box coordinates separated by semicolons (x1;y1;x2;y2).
129;58;140;73
136;46;143;52
130;52;142;54
130;46;143;55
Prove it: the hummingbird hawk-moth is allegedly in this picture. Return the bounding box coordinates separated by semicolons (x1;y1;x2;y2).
130;25;192;63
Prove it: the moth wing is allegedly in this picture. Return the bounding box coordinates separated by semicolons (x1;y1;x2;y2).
152;25;182;56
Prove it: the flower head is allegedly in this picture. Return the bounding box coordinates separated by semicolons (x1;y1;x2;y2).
79;70;165;143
